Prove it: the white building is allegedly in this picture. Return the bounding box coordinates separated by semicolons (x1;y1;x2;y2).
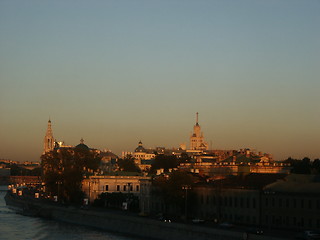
82;175;151;202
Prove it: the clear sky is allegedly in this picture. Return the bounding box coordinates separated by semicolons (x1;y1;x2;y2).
1;0;319;162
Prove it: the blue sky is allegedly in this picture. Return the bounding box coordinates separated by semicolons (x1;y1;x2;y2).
1;0;319;162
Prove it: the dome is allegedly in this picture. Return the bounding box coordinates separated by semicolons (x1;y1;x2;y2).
134;140;146;152
75;138;89;150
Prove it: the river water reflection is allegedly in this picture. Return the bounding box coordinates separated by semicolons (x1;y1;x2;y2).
0;186;138;240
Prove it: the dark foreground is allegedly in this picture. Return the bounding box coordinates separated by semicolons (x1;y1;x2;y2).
4;191;297;240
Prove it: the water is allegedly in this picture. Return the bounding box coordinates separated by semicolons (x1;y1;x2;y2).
0;186;138;240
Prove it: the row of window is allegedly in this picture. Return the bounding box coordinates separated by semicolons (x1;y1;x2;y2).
200;195;320;210
265;215;320;228
200;195;257;209
264;197;320;209
104;185;139;192
198;211;257;224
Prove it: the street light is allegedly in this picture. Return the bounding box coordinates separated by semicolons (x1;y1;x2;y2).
55;181;62;202
182;185;191;221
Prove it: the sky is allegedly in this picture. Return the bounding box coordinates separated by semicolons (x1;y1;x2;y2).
0;0;319;162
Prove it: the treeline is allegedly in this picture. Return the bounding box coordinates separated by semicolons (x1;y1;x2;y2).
0;163;41;176
117;153;191;174
283;157;320;174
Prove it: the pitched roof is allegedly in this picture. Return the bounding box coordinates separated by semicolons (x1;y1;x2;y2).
201;173;287;190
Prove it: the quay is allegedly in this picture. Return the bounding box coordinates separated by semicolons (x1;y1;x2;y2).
4;191;289;240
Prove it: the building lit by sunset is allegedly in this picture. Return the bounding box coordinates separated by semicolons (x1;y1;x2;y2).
189;112;209;151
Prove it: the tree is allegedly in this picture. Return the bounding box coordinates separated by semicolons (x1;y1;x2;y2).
284;157;313;174
117;155;141;173
311;159;320;174
179;152;191;164
94;192;139;211
150;154;178;173
152;170;196;218
41;147;101;204
9;164;41;176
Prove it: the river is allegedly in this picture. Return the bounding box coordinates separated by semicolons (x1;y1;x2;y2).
0;186;139;240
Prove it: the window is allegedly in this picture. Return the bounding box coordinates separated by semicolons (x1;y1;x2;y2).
309;219;313;228
308;200;312;209
123;185;126;191
117;185;120;191
105;185;109;191
252;216;256;224
212;196;216;205
136;185;139;192
279;198;282;208
253;198;256;208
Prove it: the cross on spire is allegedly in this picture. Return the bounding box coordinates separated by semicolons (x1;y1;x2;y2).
196;112;199;124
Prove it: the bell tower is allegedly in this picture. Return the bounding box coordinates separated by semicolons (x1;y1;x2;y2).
43;119;55;154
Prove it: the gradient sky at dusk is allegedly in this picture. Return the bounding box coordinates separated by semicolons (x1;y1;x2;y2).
1;0;319;162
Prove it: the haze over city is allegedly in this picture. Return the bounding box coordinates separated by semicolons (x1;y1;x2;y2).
1;0;319;163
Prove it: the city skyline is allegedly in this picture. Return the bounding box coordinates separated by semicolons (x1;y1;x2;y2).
1;1;319;162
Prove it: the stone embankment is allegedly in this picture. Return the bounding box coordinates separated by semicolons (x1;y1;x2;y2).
5;192;289;240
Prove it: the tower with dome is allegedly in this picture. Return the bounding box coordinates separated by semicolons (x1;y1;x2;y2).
189;112;208;151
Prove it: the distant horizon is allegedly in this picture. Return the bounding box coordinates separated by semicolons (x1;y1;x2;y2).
3;114;319;163
1;1;319;163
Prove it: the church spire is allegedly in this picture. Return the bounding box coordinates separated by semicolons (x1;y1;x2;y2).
46;118;53;135
43;119;55;154
196;112;199;125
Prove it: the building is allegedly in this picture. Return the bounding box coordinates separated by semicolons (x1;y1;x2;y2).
0;167;10;176
191;173;320;230
179;149;291;177
99;150;119;174
189;112;208;151
193;173;287;225
82;175;151;202
139;177;153;215
43;119;55;154
133;141;156;161
261;174;320;230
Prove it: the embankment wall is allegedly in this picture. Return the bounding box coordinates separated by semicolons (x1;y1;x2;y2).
5;192;287;240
